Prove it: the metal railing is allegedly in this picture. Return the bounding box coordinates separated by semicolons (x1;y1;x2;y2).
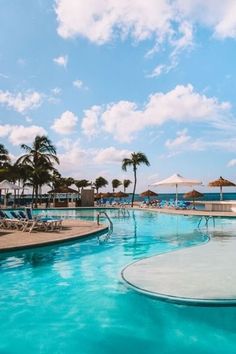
97;211;113;231
117;207;130;217
198;215;216;228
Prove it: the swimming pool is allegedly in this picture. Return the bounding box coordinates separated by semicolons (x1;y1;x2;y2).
0;209;236;353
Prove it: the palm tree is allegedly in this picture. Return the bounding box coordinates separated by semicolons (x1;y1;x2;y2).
123;179;132;193
112;179;122;192
94;176;108;194
122;152;150;207
59;177;75;187
16;135;59;207
0;143;10;168
75;179;91;193
50;170;62;189
0;144;10;205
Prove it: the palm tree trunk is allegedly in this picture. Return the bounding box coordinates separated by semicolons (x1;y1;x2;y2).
131;167;137;207
32;186;35;208
35;185;38;208
39;185;42;205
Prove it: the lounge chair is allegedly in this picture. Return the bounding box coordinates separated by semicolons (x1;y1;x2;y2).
22;208;63;233
0;210;26;230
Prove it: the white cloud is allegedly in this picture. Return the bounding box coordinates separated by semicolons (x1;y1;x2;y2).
54;0;236;48
55;0;174;44
0;124;46;145
51;111;78;134
81;84;231;143
176;0;236;39
57;139;132;177
51;87;61;95
0;124;12;137
53;55;68;67
214;2;236;38
54;0;236;77
73;80;83;89
81;105;101;137
228;159;236;167
165;129;191;149
148;64;166;78
58;140;89;175
0;90;42;113
94;147;131;164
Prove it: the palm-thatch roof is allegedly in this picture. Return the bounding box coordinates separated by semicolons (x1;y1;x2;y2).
208;176;236;187
140;190;158;197
208;176;236;201
102;192;114;198
115;191;129;198
48;186;78;194
184;189;203;199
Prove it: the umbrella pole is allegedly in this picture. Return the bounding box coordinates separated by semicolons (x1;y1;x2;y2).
175;184;178;206
220;186;223;201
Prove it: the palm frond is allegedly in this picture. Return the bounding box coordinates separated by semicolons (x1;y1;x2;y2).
122;158;133;171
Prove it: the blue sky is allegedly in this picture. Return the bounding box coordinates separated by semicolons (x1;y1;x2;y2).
1;0;236;192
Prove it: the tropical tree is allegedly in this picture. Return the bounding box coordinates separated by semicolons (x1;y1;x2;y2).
16;135;59;207
122;152;150;207
50;170;62;189
94;176;108;194
0;143;10;168
0;144;11;204
112;179;122;192
123;179;132;193
75;179;91;193
58;177;74;187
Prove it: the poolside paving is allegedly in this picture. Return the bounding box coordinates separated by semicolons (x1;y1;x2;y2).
122;232;236;305
137;206;236;217
0;219;108;252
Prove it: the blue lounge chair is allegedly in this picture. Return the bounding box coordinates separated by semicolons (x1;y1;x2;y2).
23;207;63;232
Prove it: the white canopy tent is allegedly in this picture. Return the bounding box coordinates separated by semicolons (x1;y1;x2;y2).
150;173;202;204
0;180;20;207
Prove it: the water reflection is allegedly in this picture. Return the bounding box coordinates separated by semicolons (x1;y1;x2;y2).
0;210;209;271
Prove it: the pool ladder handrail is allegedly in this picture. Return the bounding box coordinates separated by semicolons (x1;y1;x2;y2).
198;215;215;228
118;206;130;217
97;211;113;231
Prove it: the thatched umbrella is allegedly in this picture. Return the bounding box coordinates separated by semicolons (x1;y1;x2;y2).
102;192;114;198
140;190;158;197
115;191;129;198
184;189;204;209
140;190;158;203
208;176;236;201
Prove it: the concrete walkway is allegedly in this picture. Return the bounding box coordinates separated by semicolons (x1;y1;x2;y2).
122;234;236;305
136;206;236;218
0;220;108;252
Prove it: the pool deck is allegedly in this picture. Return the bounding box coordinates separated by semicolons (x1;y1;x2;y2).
136;206;236;217
0;219;108;252
122;232;236;306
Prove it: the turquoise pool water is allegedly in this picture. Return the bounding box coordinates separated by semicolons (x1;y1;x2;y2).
0;209;236;353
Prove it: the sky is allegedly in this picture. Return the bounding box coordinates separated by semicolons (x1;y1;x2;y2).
1;0;236;193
